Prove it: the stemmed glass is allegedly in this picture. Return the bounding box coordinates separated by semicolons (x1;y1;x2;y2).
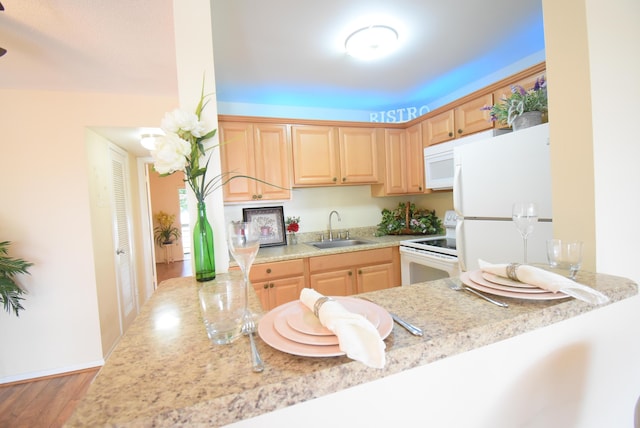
227;221;261;323
512;202;538;264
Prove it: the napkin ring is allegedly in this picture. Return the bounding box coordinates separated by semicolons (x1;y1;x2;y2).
313;296;333;317
506;263;521;281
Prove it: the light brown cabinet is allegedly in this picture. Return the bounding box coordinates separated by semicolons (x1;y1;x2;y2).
219;121;291;202
423;93;493;146
291;125;379;186
250;259;305;310
371;123;424;196
308;247;399;296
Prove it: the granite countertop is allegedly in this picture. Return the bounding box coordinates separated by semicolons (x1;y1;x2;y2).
66;270;637;427
248;229;412;265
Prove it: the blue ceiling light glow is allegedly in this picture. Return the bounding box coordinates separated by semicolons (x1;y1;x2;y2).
215;12;545;115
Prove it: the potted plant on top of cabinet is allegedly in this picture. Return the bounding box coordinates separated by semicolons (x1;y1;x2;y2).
485;76;548;130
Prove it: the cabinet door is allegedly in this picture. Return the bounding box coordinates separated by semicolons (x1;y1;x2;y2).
309;269;354;296
356;263;395;294
269;276;305;309
254;123;291;200
291;125;338;186
424;110;455;146
405;123;425;194
219;122;257;202
338;127;378;184
454;94;493;137
382;129;407;195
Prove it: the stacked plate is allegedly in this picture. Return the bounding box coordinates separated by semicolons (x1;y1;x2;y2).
257;297;393;357
460;270;570;301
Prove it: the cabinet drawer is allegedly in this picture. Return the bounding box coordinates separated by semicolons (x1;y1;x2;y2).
250;259;305;282
309;247;393;272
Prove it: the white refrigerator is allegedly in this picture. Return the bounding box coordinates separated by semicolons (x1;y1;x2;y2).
453;123;552;272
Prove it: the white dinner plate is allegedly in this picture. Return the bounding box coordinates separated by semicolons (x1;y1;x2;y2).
461;271;569;301
258;297;393;358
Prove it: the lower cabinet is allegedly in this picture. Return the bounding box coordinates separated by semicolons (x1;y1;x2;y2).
308;247;400;296
250;259;305;310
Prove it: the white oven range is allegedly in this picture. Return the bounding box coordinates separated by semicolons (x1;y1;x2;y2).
399;210;460;285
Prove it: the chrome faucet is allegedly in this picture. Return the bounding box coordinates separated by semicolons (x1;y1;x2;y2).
328;210;341;241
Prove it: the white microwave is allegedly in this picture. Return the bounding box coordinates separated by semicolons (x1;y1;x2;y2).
424;129;510;190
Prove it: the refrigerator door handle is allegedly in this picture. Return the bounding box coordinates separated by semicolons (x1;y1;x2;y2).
456;219;467;272
453;164;462;215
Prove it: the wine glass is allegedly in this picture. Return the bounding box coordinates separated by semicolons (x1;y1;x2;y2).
227;221;261;323
512;202;538;264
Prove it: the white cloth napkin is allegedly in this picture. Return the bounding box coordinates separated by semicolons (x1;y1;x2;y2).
299;288;386;368
478;260;609;305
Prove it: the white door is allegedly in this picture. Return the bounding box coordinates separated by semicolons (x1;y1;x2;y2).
109;145;138;333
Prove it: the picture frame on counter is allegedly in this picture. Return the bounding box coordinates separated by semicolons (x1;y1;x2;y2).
243;206;287;247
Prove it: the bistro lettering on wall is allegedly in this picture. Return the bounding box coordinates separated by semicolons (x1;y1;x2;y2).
369;105;431;123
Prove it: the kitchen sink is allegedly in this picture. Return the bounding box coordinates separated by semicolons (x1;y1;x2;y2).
307;238;374;249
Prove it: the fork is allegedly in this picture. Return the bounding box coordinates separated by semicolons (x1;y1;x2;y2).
242;317;264;373
446;278;509;308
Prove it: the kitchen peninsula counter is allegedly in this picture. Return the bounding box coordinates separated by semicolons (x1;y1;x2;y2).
66;272;637;427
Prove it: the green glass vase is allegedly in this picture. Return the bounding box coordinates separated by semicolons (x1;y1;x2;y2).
193;202;216;282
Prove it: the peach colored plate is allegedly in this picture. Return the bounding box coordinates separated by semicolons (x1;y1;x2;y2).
473;271;547;294
284;300;381;336
258;297;393;357
461;271;569;301
480;271;538;289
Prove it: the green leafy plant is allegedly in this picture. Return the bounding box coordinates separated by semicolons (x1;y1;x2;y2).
154;211;181;246
0;241;33;317
484;76;547;126
376;202;443;236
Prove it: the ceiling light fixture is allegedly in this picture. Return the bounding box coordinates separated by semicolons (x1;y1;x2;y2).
345;25;398;60
140;134;161;151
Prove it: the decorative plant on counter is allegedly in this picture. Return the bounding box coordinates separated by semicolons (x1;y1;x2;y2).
376;202;443;236
483;76;548;127
148;77;285;281
153;211;181;246
0;241;33;317
285;216;300;234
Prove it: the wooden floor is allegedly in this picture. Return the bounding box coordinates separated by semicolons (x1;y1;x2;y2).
156;258;191;284
0;367;100;428
0;260;192;427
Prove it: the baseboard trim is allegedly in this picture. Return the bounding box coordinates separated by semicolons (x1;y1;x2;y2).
0;360;104;385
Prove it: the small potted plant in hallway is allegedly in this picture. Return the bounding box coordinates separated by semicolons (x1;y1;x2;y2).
0;240;33;317
154;211;181;246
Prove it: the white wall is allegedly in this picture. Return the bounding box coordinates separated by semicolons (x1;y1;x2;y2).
224;187;454;237
0;89;175;382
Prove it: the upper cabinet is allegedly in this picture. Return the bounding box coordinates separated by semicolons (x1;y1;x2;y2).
371;123;424;196
219;121;291;202
423;93;493;146
291;125;379;186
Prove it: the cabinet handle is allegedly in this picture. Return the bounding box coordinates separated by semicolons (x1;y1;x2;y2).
457;129;463;134
263;284;269;289
419;186;423;191
348;271;353;276
266;268;272;274
269;283;274;289
252;195;258;200
257;194;263;199
448;132;453;137
342;177;346;182
358;270;363;275
332;177;337;182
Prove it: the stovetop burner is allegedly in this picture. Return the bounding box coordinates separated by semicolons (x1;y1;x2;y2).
399;210;458;257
